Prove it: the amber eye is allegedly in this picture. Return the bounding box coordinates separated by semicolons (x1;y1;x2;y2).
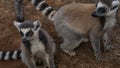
29;31;33;36
111;5;118;10
26;30;33;37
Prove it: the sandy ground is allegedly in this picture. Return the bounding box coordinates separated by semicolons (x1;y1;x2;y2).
0;0;120;68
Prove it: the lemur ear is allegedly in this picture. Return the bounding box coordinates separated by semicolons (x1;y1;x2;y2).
33;20;41;30
13;21;21;30
112;0;120;6
111;0;120;9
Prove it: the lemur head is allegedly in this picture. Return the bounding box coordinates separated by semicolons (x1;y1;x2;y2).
14;20;41;44
92;0;120;17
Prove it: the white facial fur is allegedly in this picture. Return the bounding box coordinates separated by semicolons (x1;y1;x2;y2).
13;20;42;41
97;0;120;8
97;1;107;9
21;28;31;36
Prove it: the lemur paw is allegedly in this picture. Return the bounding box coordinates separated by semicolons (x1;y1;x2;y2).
104;45;114;52
69;51;76;56
63;50;76;56
95;52;102;61
96;55;103;61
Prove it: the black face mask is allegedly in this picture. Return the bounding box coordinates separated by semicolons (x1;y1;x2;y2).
97;7;107;13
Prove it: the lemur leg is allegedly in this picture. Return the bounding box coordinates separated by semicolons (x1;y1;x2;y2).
44;42;56;68
46;54;55;68
21;53;36;68
90;30;102;61
103;30;113;52
60;38;88;56
52;42;56;54
34;58;46;68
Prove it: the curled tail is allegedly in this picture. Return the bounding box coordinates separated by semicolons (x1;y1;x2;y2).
0;50;21;60
31;0;56;21
0;0;23;61
14;0;24;22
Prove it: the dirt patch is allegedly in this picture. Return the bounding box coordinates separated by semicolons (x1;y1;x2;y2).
0;0;120;68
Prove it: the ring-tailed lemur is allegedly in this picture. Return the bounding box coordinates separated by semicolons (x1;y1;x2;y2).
14;0;56;67
92;0;120;52
1;0;56;68
0;2;56;68
14;20;56;68
31;0;120;61
0;0;25;60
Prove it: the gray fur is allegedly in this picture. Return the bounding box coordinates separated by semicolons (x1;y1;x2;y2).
32;0;119;61
14;21;56;68
53;2;119;60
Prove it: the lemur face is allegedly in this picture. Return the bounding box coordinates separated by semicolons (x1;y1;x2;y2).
92;0;120;17
14;20;41;44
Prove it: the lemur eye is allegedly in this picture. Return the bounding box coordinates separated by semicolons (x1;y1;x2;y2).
98;7;107;13
111;5;118;10
19;31;24;37
29;31;33;36
26;30;33;37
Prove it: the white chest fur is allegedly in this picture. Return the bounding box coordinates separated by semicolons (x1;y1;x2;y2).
30;40;45;55
103;17;116;30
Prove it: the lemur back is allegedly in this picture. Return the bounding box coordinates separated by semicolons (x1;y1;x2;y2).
31;0;120;61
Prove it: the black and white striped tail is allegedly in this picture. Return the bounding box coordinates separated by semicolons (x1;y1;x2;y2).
0;50;21;60
31;0;56;21
14;0;25;22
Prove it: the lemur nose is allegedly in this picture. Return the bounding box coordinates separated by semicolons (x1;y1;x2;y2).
22;38;28;44
91;11;99;17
